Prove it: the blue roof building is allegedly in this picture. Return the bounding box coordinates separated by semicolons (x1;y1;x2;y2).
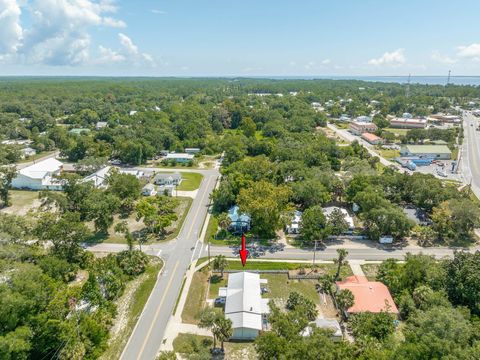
228;205;251;234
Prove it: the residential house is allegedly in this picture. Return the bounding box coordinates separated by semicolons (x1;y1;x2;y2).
142;183;156;196
302;318;343;341
119;169;145;179
228;205;251;234
69;128;91;135
165;153;194;163
153;172;182;186
322;206;354;232
158;185;174;196
400;145;452;160
285;210;302;234
21;147;37;158
336;275;399;316
12;158;64;191
185;148;200;154
222;272;270;340
83;166;111;189
354;115;373;123
95;121;107;130
349;121;377;136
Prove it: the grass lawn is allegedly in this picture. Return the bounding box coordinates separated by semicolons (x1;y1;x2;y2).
103;196;192;244
173;333;257;360
173;333;212;355
208;273;228;299
361;263;380;281
262;274;320;304
181;269;209;324
384;128;409;136
100;259;163;360
1;190;40;216
177;172;204;191
376;148;400;159
451;147;459;160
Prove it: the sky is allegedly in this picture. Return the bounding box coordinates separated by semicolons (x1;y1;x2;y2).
1;0;480;76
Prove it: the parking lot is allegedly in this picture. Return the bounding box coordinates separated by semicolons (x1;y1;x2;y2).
412;159;463;181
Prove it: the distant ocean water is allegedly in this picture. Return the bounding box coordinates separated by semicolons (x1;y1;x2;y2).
261;76;480;86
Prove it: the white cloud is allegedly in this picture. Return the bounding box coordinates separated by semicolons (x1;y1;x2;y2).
103;17;126;28
368;48;406;66
118;33;155;66
151;9;167;15
321;59;331;65
119;33;138;55
0;0;23;54
96;45;125;63
457;43;480;60
431;50;457;65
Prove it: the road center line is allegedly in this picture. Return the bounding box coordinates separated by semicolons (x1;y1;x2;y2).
136;260;180;360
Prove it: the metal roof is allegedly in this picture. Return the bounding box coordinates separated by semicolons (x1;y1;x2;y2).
404;144;452;154
225;272;266;330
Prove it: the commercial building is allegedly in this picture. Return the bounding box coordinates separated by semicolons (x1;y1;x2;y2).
400;145;452;160
428;114;461;124
221;272;270;340
12;158;64;190
349;121;377;136
361;132;384;145
336;275;398;316
389;117;427;129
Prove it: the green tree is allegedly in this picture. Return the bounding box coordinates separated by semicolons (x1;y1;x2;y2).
237;180;292;237
299;205;328;245
217;212;231;238
334;249;348;281
240;116;257;138
327;208;349;236
213;316;233;352
285;292;318;321
135;196;178;237
350;311;395;341
336;289;354;321
212;255;228;278
0;165;16;207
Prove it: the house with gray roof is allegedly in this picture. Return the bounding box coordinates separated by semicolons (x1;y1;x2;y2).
153;172;182;186
222;272;269;340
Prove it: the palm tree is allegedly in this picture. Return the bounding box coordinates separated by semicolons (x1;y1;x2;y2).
217;213;232;238
198;307;219;349
317;275;334;295
336;289;354;322
114;221;134;252
333;249;348;281
213;316;233;352
213;255;228;278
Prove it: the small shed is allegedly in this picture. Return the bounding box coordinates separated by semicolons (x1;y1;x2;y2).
142;183;156;196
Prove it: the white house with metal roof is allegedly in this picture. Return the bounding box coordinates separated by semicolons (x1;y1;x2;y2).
222;272;269;340
11;158;64;190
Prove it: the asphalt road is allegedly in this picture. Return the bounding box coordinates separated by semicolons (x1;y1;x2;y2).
120;169;218;360
460;112;480;198
204;244;477;261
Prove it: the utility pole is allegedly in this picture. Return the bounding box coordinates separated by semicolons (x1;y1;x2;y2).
313;240;317;266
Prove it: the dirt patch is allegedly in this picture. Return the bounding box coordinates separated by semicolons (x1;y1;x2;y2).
318;293;339;319
109;273;145;339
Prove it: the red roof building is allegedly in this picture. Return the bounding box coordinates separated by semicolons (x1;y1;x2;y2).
336;275;398;314
361;132;383;145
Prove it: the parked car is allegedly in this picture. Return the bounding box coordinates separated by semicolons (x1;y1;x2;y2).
214;297;226;306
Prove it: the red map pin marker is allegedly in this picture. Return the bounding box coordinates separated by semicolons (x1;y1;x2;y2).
239;233;248;267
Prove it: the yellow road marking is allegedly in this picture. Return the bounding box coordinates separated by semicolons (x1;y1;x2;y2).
186;177;212;239
136;260;180;360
